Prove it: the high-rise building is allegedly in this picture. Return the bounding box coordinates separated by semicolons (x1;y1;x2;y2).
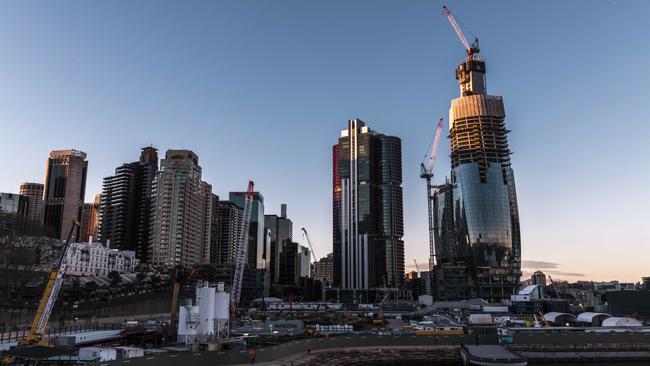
279;241;299;286
264;204;293;284
433;54;521;300
19;183;44;223
313;253;334;286
531;271;547;288
80;193;101;242
333;119;404;289
299;245;311;278
150;150;212;267
230;191;269;298
210;194;242;265
97;147;158;261
0;193;28;217
43;149;88;240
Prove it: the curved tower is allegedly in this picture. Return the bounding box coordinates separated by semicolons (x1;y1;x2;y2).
446;55;521;299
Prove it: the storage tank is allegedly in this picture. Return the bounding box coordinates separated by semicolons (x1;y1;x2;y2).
215;282;230;336
178;305;199;344
197;284;216;340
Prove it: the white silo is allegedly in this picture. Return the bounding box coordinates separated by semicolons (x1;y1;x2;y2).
196;282;216;341
177;302;200;345
214;282;230;339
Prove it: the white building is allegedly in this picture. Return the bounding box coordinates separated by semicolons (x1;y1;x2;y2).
510;284;544;302
66;242;138;276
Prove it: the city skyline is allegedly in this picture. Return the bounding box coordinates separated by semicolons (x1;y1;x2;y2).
0;1;649;282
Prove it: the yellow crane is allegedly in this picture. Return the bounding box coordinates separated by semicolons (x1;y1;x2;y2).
21;221;79;346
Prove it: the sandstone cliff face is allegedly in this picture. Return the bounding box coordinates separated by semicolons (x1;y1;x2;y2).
0;235;64;272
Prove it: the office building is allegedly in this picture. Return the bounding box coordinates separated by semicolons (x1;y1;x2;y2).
80;193;101;242
210;195;243;265
43;149;88;240
332;119;404;289
433;53;521;300
230;191;269;298
531;271;547;288
264;204;293;284
299;245;311;278
150;150;212;267
312;253;334;286
19;183;44;223
279;241;299;286
98;147;158;262
0;193;28;217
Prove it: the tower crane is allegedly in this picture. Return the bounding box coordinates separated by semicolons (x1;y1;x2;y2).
413;259;420;274
420;118;444;271
232;181;255;310
300;228;320;264
21;220;79;346
442;5;479;56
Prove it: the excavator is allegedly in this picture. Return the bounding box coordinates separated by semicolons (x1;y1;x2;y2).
2;220;79;364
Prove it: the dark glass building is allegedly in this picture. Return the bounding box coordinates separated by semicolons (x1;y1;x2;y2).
433;55;521;300
230;191;269;299
98;147;158;262
333;119;404;289
264;204;293;284
210;194;242;265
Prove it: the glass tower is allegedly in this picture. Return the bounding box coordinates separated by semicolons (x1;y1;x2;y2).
434;55;521;300
333;119;404;289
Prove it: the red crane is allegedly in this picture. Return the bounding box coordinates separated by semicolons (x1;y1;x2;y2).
232;181;255;309
442;5;479;56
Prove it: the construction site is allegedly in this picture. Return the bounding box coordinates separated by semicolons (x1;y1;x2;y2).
1;4;650;366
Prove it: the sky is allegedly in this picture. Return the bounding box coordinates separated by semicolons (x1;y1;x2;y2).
0;0;648;282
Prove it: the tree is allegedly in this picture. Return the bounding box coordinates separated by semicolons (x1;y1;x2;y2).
84;281;98;292
108;271;122;287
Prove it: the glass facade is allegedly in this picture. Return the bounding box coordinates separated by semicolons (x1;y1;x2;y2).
452;162;514;268
433;55;521;300
333;119;404;289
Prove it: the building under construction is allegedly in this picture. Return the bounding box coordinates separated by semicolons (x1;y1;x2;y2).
433;7;521;300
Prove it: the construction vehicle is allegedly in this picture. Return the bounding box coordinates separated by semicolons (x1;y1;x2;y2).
300;228;320;263
442;6;479;56
20;220;79;346
231;181;255;312
420;118;444;272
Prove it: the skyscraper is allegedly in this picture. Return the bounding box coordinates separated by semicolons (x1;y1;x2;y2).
230;191;269;298
97;147;158;261
433;54;521;300
210;194;242;265
333;119;404;289
19;182;44;223
150;150;212;267
264;204;293;284
80;193;100;242
43;149;88;240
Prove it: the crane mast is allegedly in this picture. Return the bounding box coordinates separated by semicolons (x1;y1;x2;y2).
420;118;444;273
232;181;255;309
300;228;319;264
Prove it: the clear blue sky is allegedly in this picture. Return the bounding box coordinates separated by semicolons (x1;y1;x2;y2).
1;1;648;282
